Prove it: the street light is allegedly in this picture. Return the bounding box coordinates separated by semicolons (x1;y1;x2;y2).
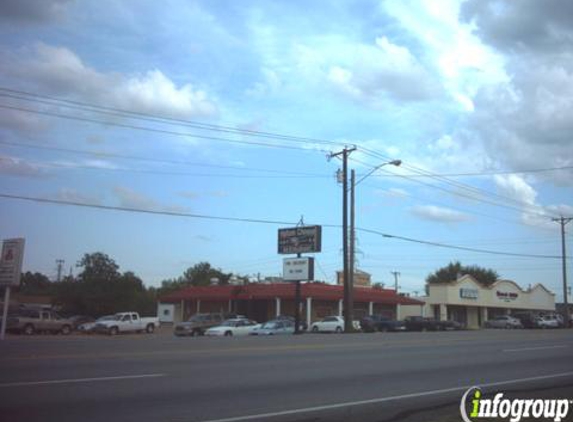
346;159;401;332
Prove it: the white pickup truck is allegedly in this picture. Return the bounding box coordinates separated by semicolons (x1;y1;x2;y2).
94;312;160;335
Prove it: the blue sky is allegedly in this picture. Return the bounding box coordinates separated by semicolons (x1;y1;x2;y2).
0;0;571;298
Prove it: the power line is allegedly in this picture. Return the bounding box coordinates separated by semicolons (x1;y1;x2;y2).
357;148;559;220
0;104;329;152
0;192;564;260
0;87;343;147
0;140;329;177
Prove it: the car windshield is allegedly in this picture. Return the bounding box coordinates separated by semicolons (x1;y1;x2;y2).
261;322;278;329
220;321;237;327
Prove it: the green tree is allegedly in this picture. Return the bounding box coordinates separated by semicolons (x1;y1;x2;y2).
19;271;53;295
77;252;120;283
54;252;155;316
182;262;231;286
426;261;500;287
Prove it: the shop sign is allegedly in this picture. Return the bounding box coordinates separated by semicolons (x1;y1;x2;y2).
283;257;314;281
460;288;479;300
496;291;518;302
278;226;322;254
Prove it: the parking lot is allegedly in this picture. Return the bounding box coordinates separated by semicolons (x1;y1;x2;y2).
1;328;573;422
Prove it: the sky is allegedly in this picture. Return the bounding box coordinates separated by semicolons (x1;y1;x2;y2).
0;0;571;299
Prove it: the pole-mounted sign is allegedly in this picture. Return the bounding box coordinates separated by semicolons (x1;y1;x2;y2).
1;238;25;341
283;257;315;281
0;238;25;287
277;225;322;255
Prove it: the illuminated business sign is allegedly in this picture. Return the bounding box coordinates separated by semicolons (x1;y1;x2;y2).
460;288;479;300
278;226;322;255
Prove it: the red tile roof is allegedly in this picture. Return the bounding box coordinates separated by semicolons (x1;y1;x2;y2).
160;283;424;305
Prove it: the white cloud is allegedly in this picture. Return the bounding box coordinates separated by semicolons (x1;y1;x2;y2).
113;186;188;213
0;155;44;178
410;205;471;223
55;188;101;205
383;0;507;110
325;36;441;104
0;43;218;121
493;174;537;206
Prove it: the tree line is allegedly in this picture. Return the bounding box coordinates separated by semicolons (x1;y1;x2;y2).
12;252;248;317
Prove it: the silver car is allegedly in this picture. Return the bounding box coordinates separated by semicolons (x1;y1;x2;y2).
485;315;523;329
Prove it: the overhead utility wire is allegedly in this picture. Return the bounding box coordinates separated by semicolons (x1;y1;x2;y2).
0;104;327;152
0;87;343;147
0;192;563;260
0;140;328;177
356;149;557;219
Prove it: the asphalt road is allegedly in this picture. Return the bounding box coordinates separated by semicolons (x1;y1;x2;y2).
1;329;572;422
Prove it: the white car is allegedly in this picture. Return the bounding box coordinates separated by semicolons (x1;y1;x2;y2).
537;315;559;329
309;316;361;333
78;315;114;333
205;319;261;336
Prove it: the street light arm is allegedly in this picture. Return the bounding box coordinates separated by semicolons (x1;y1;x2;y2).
354;159;401;187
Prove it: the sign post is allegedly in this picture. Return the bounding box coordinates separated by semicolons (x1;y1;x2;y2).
279;225;321;335
0;238;25;341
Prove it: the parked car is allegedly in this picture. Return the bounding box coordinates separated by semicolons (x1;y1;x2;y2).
537;315;560;329
309;316;360;333
513;312;540;329
7;309;74;335
250;320;295;335
404;316;442;331
78;315;115;333
174;313;226;337
94;312;160;335
274;315;307;331
205;319;260;336
360;315;405;332
484;315;523;329
67;315;95;329
439;320;463;330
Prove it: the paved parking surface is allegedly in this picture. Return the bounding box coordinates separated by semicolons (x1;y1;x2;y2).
1;329;572;422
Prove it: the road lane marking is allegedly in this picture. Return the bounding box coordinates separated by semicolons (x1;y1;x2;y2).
198;371;573;422
503;345;568;352
0;373;165;388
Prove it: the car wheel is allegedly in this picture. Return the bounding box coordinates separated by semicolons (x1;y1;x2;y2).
146;324;155;334
335;326;342;333
23;324;34;335
224;331;233;337
312;326;319;333
61;325;71;335
109;326;119;336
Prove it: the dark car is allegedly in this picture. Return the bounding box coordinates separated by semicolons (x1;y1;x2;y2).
174;313;226;337
404;316;441;331
360;315;405;332
512;312;540;329
439;320;463;330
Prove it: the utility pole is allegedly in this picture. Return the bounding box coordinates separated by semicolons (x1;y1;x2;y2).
349;169;355;328
552;216;572;327
329;146;356;332
56;259;65;283
391;271;401;293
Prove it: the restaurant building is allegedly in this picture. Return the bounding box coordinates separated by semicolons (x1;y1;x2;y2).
419;275;556;329
159;282;424;325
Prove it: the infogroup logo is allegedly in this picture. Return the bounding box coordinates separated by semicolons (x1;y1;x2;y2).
460;387;571;422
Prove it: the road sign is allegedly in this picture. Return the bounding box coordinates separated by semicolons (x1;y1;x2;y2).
0;238;25;286
283;257;314;281
278;226;322;254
